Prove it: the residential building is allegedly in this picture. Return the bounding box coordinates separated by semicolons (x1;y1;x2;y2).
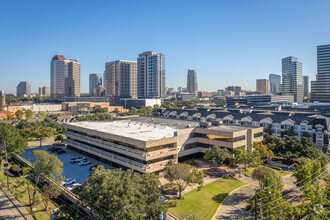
198;91;213;98
89;74;102;96
158;108;330;153
282;56;303;102
303;76;309;97
311;44;330;102
61;102;110;111
137;51;165;98
187;69;198;94
39;86;50;96
104;60;137;98
63;116;263;173
256;79;270;94
16;81;31;97
269;74;281;95
50;55;80;100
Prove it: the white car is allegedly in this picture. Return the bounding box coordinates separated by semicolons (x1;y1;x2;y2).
78;161;91;166
61;178;76;186
70;157;87;163
67;183;82;191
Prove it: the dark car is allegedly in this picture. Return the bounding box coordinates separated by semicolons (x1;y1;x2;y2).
57;150;66;154
48;146;55;151
51;147;62;152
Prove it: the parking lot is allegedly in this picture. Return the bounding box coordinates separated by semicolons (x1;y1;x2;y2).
21;145;114;184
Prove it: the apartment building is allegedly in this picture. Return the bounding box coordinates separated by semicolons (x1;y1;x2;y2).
158;108;330;153
63;117;263;173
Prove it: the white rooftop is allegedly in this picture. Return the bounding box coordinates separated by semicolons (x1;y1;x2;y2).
68;120;178;141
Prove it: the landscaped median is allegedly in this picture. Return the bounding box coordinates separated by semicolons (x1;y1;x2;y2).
167;177;247;220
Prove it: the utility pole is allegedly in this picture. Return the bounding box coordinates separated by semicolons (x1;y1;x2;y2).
4;142;9;188
255;191;258;220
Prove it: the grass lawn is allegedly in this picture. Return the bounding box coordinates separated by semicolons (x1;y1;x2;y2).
243;165;290;177
167;177;247;220
0;165;57;220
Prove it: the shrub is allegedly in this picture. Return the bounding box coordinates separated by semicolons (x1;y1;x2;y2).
22;167;33;175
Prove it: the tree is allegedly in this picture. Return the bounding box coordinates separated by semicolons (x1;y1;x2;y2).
41;182;61;210
77;166;166;219
234;147;260;171
7;113;13;120
287;127;295;136
164;163;204;199
253;142;274;160
31;150;63;205
251;166;275;188
55;134;64;142
33;126;54;146
15;110;24;120
264;126;272;136
299;137;320;159
25;109;34;119
203;146;230;165
38;111;45;118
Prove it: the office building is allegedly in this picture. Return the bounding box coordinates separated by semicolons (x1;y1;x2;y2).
137;51;165;98
187;69;198;94
269;74;281;95
104;60;137;98
282;56;303;102
63;116;263;173
177;86;187;93
16;81;31;97
303;76;309;97
0;90;5;106
226;86;241;96
51;55;80;100
89;74;102;96
39;86;50;96
158;107;330;153
96;85;105;97
226;95;294;106
312;44;330;102
256;79;270;94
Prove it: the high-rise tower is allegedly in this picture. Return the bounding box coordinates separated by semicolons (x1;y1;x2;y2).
187;69;198;94
89;74;102;96
269;74;281;95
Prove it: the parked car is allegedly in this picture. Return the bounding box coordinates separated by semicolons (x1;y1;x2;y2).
70;157;86;163
48;146;55;151
79;161;91;166
66;183;82;191
57;150;66;154
89;165;99;171
51;147;62;153
61;178;76;186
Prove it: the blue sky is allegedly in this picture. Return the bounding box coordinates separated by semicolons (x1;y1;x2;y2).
1;0;330;94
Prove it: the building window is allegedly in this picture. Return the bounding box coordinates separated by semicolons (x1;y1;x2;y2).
254;132;263;138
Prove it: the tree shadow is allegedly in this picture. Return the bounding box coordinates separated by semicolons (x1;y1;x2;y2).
212;193;228;203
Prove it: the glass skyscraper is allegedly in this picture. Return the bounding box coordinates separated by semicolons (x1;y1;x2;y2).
269;74;281;95
89;74;102;96
137;51;165;98
187;69;198;94
311;44;330;102
281;56;303;102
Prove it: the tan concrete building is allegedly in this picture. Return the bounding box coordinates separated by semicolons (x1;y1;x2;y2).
256;79;270;94
63;117;263;173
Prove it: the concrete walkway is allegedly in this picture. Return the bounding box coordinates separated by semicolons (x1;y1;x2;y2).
0;189;26;220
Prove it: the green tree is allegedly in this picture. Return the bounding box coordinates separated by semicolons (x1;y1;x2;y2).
251;166;275;188
7;113;13;120
15;110;24;120
33;126;55;146
25;109;34;119
41;182;61;210
31;150;63;205
77;166;166;219
203;146;230;165
164;163;204;199
38;111;45;118
287;127;295;136
234;147;260;171
55;134;65;142
253;142;274;160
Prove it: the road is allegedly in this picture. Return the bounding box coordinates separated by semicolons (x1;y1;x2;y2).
0;189;25;220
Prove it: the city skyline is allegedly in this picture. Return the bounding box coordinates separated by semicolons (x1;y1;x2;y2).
1;0;330;93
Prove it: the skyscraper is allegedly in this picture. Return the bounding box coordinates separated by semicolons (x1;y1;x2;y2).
137;51;165;98
89;74;102;96
50;55;80;100
187;69;198;94
303;76;309;97
16;81;31;96
281;56;303;102
104;60;137;98
311;44;330;102
256;79;270;94
269;74;281;95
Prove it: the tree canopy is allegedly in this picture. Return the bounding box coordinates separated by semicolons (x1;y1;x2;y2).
203;146;230;165
234;147;260;170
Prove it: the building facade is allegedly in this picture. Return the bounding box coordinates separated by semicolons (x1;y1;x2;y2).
63;117;263;173
89;74;102;96
50;55;80;100
16;81;31;97
39;86;50;96
256;79;270;94
0;90;5;106
226;95;294;106
269;74;281;95
311;44;330;102
282;56;303;102
137;51;165;98
104;60;137;98
226;86;241;96
303;76;309;97
187;69;198;94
